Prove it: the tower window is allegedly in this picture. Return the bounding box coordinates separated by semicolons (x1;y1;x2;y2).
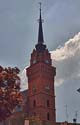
33;100;36;107
47;112;50;120
47;100;50;107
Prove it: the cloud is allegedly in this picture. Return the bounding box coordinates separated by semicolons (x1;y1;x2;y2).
19;67;28;91
20;32;80;90
51;32;80;86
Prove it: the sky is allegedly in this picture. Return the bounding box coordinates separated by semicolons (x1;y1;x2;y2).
0;0;80;123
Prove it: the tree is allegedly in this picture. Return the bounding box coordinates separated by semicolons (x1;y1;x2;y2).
0;66;22;123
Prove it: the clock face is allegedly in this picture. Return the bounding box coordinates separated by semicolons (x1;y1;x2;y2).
45;60;49;64
45;86;50;92
33;60;36;64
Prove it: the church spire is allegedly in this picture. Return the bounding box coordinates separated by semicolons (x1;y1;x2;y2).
35;3;46;52
38;2;44;44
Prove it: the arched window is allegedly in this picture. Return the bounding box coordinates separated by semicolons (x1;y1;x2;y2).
33;100;36;107
47;100;50;107
47;112;50;120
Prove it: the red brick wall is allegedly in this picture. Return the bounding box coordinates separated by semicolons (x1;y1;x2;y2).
26;48;56;122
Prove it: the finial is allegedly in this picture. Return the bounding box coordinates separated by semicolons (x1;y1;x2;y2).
37;2;44;44
39;2;42;11
35;2;46;52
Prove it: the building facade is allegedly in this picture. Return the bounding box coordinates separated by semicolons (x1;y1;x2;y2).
26;5;56;125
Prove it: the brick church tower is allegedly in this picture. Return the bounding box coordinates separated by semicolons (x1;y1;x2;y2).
26;4;56;123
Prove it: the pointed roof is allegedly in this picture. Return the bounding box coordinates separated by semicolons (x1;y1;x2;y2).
35;3;46;52
38;3;44;44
